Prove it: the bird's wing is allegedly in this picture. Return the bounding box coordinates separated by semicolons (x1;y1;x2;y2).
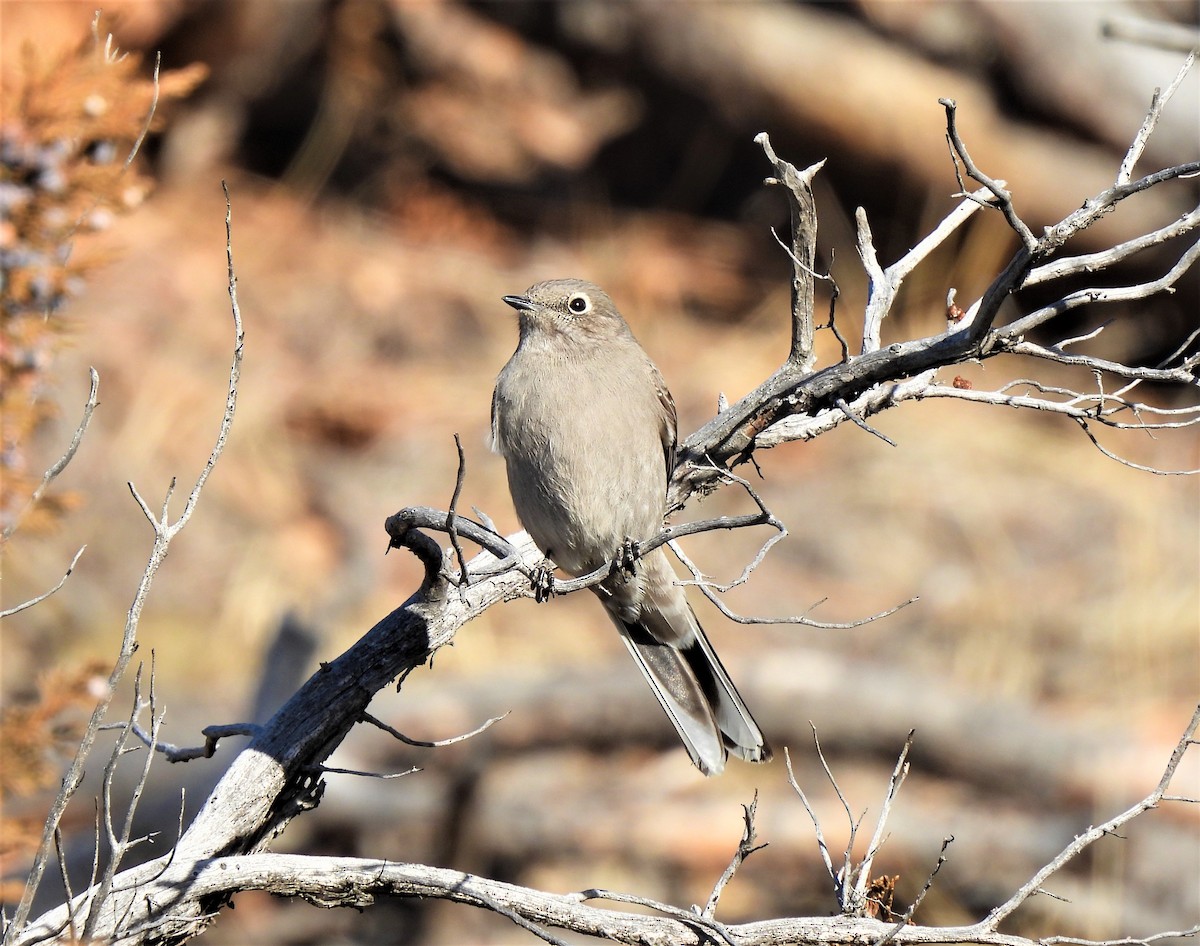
489;385;504;456
651;364;678;479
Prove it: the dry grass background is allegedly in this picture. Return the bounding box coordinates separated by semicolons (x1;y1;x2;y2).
2;3;1198;944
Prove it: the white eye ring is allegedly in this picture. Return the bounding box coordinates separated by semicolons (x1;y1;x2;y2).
567;293;591;315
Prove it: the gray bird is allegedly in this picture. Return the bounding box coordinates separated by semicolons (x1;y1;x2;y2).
491;278;771;775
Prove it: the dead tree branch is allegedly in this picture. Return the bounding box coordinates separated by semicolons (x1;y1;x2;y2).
3;183;245;943
17;701;1195;946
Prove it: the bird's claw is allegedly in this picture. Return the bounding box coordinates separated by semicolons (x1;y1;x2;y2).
610;537;641;579
530;561;556;603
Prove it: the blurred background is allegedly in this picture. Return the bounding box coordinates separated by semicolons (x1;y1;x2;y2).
2;1;1198;944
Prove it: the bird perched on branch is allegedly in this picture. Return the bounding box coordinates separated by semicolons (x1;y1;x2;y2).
491;278;771;775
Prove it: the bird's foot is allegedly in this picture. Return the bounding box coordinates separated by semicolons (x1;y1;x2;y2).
530;561;556;603
610;537;641;579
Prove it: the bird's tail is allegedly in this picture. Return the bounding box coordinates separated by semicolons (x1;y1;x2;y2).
614;615;772;776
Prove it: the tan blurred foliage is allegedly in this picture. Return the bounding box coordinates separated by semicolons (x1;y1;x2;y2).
0;659;108;902
1;19;205;535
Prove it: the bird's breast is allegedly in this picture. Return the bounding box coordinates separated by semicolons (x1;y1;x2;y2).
494;351;667;575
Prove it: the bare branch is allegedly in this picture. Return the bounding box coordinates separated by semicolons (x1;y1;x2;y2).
0;545;87;617
50;831;78;945
1024;205;1200;287
104;721;261;763
857;206;889;353
891;189;991;283
836;396;898;447
1041;929;1200;946
360;709;508;748
1001;236;1200;337
875;836;955;946
1072;417;1200;475
1005;338;1199;385
785;747;841;897
446;433;471;587
575;888;738;946
2;368;100;542
917;380;1200;430
703;793;768;920
854;731;915;912
939;98;1038;250
1117;48;1196;184
981;704;1200;927
315;765;420;780
756;132;825;371
671;536;917;630
4;185;246;938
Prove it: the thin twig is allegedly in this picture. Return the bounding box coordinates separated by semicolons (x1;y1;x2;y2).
316;765;421;780
1;546;87;617
940;98;1037;250
821;260;850;363
785;747;841;897
672;535;918;629
124;52;160;172
103;721;261;763
51;830;78;945
2;368;100;541
1117;48;1196;185
83;663;146;939
810;724;864;910
574;889;738;946
982;704;1200;927
704;793;768;919
854;731;915;910
446;433;471;587
360;709;508;748
1073;417;1200;475
836;397;898;448
3;183;246;938
873;836;954;946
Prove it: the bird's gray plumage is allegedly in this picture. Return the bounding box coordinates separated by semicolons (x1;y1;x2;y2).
491;278;771;775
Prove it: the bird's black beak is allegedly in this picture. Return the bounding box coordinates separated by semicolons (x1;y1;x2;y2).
502;294;536;312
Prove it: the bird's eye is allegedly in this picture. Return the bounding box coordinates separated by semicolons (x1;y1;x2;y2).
567;293;591;315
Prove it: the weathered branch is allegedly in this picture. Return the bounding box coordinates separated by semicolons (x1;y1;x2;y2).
21;850;1199;946
3;184;245;941
26;704;1188;946
756;132;824;371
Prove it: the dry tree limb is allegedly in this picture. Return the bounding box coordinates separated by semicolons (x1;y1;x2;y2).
18;697;1195;946
756;133;824;371
3;184;245;943
102;722;263;763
